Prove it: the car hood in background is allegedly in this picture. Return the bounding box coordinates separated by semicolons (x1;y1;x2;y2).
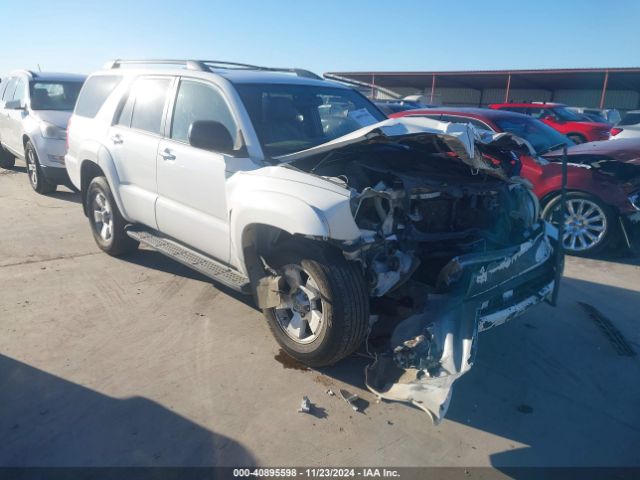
544;138;640;163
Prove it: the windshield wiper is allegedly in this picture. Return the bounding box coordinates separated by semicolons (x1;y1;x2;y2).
538;143;567;156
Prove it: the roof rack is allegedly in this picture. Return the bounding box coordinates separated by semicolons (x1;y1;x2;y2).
104;59;322;80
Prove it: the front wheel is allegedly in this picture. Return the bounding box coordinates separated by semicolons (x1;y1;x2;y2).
86;176;139;256
25;141;56;194
542;192;616;256
263;242;370;367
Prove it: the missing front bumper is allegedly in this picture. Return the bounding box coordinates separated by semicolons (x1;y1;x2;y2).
365;226;559;423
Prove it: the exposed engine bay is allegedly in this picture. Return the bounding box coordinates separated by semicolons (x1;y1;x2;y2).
285;124;561;423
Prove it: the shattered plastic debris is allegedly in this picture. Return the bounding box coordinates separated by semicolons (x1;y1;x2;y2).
297;396;311;414
339;389;359;412
326;389;335;396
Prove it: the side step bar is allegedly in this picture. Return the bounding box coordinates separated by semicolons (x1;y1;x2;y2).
126;227;251;294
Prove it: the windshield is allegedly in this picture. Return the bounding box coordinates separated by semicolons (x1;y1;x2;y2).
29;81;84;111
551;106;583;121
235;83;386;157
494;116;574;154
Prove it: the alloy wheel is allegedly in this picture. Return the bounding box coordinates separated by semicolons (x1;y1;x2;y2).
92;192;113;242
274;264;324;344
26;149;38;188
552;198;607;252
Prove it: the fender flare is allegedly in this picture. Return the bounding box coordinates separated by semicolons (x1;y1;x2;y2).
229;191;334;271
79;144;130;221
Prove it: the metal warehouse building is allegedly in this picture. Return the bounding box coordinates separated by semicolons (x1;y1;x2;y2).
325;68;640;111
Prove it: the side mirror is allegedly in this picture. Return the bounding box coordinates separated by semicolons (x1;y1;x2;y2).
188;120;235;154
5;99;25;110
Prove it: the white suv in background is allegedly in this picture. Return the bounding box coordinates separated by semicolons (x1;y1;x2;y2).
0;71;86;193
65;59;560;422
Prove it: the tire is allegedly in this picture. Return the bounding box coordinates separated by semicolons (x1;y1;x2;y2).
263;241;370;367
86;176;139;256
567;133;587;144
25;141;56;194
542;191;617;256
0;147;15;169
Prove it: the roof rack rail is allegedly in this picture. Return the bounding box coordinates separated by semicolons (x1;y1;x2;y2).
103;59;322;79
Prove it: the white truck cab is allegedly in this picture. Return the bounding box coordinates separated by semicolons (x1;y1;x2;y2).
66;60;562;422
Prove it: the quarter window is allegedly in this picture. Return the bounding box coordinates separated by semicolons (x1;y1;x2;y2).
170;80;237;144
75;75;121;118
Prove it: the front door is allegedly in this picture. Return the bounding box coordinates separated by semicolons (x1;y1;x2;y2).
156;78;240;264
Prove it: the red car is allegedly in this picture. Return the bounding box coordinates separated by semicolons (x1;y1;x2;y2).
390;107;640;255
488;102;611;144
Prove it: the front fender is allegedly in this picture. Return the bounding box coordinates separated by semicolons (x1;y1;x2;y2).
229;190;360;271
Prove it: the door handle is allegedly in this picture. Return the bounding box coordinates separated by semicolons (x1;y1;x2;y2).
111;134;123;145
160;148;176;161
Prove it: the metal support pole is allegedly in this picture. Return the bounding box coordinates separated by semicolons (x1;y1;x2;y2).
599;71;609;109
430;74;436;104
504;73;511;102
551;145;568;306
371;74;376;99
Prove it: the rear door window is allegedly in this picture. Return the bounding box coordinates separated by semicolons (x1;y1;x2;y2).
128;77;172;135
1;77;17;103
75;75;122;118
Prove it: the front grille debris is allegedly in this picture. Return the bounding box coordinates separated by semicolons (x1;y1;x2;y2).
578;302;636;356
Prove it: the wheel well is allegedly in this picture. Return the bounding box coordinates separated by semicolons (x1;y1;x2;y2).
80;161;105;215
22;135;30;148
241;224;291;281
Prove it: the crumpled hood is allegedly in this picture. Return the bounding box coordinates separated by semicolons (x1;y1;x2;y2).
544;137;640;163
274;117;531;180
30;110;72;129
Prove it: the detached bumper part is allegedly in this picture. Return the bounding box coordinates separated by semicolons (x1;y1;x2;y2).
365;226;558;423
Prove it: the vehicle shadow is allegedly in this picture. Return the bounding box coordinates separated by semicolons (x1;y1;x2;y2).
322;277;640;468
0;354;256;467
48;190;81;204
589;249;640;267
120;249;258;310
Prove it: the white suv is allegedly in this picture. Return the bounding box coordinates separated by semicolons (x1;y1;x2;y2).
66;60;561;421
0;71;86;193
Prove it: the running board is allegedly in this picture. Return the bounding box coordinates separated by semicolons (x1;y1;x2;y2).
126;227;251;294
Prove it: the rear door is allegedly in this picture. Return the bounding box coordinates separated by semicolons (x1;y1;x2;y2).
107;76;174;228
156;78;240;263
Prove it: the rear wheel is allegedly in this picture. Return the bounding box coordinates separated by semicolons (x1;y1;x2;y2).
25;141;56;194
567;133;587;144
542;192;616;256
86;176;139;256
0;147;15;169
263;241;370;367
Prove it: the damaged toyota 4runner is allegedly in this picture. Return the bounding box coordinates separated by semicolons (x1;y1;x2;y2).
66;60;562;422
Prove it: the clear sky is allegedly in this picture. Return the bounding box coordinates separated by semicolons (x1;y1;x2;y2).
1;0;638;77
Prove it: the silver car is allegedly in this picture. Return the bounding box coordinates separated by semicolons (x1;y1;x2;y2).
0;71;85;194
611;110;640;140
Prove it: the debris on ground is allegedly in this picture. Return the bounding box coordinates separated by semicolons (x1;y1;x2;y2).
339;389;360;412
578;302;636;356
326;389;335;396
298;396;311;413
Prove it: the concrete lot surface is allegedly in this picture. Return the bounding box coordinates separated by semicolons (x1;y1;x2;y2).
1;160;639;469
